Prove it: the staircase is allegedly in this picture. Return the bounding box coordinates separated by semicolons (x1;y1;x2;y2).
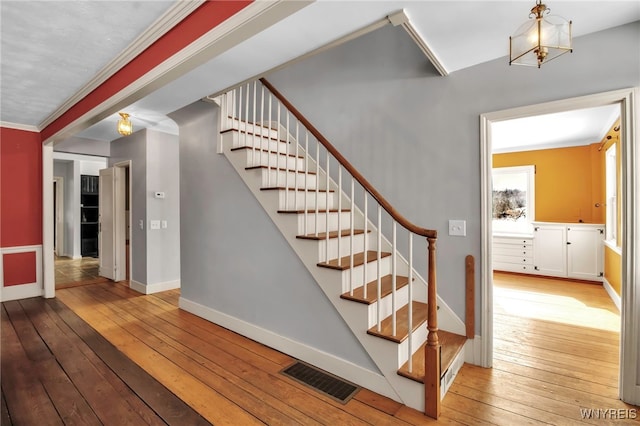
216;79;467;417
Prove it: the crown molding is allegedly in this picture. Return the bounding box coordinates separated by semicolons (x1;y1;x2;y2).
388;10;448;77
0;121;40;132
38;0;206;131
44;0;310;144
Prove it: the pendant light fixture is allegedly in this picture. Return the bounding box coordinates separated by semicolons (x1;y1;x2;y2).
117;112;133;136
509;0;572;68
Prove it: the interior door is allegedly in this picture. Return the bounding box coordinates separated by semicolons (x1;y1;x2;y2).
99;167;126;281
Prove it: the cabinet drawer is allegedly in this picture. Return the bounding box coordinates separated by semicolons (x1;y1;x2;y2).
493;246;533;257
493;262;535;273
493;237;533;246
494;254;533;265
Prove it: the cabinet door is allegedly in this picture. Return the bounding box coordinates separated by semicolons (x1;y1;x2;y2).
533;225;567;277
567;226;604;281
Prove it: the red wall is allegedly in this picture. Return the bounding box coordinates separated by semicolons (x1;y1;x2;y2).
42;0;252;140
1;127;42;248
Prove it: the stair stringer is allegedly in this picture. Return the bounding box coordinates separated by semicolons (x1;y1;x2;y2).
221;134;463;412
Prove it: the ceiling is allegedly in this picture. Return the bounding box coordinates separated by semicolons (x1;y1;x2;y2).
1;1;638;148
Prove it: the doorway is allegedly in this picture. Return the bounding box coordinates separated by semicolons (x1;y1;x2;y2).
480;88;639;404
53;177;64;257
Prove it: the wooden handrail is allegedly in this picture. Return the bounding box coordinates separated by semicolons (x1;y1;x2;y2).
260;78;437;239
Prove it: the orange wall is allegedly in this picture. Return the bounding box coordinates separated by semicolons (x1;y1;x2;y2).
494;144;603;223
604;245;622;296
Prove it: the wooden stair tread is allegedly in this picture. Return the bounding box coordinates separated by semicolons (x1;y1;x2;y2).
221;127;284;142
230;146;304;159
261;187;333;193
317;251;390;271
225;117;279;131
397;330;467;383
297;229;368;240
367;301;428;343
245;165;317;175
341;275;410;305
278;209;351;214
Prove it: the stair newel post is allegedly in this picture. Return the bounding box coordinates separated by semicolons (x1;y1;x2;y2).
425;235;441;419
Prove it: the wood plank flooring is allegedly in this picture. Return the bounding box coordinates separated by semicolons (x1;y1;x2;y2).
2;273;639;425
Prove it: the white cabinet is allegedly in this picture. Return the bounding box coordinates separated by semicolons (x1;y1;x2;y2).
566;226;605;281
532;222;604;281
532;224;567;277
493;235;534;273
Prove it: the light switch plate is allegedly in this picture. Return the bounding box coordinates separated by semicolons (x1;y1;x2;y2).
449;220;466;236
150;220;161;230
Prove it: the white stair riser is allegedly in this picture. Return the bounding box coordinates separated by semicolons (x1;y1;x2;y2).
278;190;336;211
396;323;428;368
245;150;305;170
260;169;319;190
228;131;290;153
367;285;410;328
336;256;392;281
297;211;352;235
317;233;367;262
226;119;279;139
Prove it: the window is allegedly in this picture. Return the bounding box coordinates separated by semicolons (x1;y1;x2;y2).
492;165;535;234
605;144;618;244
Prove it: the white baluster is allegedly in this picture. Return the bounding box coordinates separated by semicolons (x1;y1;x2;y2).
238;86;243;147
277;101;281;187
285;111;290;209
363;193;368;299
260;85;264;169
304;131;309;236
252;81;257;166
349;178;355;296
376;205;382;332
245;83;250;160
315;141;320;236
337;166;342;267
325;152;330;263
408;233;414;373
295;122;299;211
392;220;397;337
267;92;272;187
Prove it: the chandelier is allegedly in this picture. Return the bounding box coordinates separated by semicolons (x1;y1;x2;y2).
509;0;572;68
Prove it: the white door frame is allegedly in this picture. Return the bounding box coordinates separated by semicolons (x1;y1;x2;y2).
53;176;64;257
480;87;639;404
114;160;131;283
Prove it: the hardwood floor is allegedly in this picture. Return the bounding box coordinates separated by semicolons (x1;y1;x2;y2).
54;255;109;289
2;273;638;425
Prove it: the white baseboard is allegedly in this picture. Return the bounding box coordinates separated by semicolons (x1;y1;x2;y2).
130;279;180;295
464;335;486;367
179;296;400;402
603;277;621;311
1;283;43;302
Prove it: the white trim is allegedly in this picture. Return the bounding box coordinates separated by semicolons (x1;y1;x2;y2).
44;0;310;144
604;239;623;255
387;10;448;77
1;245;43;302
603;277;622;312
480;87;639;404
179;296;400;403
38;1;205;131
463;335;484;366
53;176;65;257
130;279;180;295
43;144;55;298
0;121;39;132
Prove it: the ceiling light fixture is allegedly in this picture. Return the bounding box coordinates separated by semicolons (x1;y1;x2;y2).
509;0;572;68
117;112;133;136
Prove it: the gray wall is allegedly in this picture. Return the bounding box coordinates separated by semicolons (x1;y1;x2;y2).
267;22;640;330
146;129;181;285
171;101;378;371
109;129;181;287
110;131;147;284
